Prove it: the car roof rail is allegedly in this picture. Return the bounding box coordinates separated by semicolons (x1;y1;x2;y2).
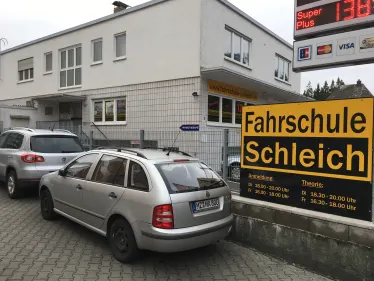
52;129;73;134
96;147;147;159
145;147;192;157
9;127;35;132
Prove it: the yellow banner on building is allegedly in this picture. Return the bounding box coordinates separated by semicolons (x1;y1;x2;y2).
208;80;257;101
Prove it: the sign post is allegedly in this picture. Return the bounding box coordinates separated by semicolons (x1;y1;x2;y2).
240;98;374;221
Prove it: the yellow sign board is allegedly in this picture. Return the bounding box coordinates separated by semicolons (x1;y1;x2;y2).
241;98;374;182
208;80;257;101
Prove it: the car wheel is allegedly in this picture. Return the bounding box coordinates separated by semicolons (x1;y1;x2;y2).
229;165;240;182
109;218;140;263
40;189;57;220
7;170;20;199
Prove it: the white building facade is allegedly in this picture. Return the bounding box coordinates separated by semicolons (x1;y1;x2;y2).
0;0;307;169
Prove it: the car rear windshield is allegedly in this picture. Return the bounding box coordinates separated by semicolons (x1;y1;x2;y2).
156;161;225;194
30;135;84;153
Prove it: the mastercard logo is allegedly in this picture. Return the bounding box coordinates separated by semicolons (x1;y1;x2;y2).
317;45;332;55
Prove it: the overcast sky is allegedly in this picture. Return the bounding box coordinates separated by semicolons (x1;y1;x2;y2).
1;0;373;93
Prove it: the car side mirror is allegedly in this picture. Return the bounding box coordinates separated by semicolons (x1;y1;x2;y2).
58;168;66;177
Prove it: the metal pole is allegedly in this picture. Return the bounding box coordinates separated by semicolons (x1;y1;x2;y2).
89;131;94;150
140;130;145;149
0;38;8;80
223;129;229;181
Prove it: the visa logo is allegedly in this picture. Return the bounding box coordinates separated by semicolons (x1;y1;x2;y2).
339;43;355;50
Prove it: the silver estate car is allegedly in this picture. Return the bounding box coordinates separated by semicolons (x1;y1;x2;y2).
39;148;233;263
0;128;84;199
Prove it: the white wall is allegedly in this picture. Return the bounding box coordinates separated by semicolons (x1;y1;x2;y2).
200;0;301;93
0;0;201;100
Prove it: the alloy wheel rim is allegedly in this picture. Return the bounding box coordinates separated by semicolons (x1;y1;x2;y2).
8;176;15;194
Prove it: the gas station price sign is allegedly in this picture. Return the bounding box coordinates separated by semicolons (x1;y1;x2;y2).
294;0;374;39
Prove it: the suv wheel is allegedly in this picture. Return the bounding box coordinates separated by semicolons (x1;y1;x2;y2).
7;171;20;199
40;189;57;220
229;164;240;182
109;218;140;263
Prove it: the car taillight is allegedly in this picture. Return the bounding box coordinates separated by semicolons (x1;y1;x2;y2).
21;154;45;163
152;204;174;229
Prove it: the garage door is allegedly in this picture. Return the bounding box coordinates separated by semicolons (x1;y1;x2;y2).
10;118;29;128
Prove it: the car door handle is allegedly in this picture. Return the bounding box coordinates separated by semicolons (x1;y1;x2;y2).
76;185;83;190
109;192;117;199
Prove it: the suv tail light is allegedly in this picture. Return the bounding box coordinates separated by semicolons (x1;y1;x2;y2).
152;204;174;229
21;154;45;163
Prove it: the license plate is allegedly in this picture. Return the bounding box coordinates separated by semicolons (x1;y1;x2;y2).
193;198;220;213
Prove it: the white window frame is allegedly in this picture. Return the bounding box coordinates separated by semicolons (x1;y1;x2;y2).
114;32;127;61
44;52;53;75
224;26;252;69
91;38;103;65
92;97;127;125
59;45;82;89
18;68;34;83
207;94;252;127
274;54;291;84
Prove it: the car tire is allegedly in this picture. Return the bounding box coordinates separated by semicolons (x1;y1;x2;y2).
109;218;140;263
40;189;57;221
7;170;21;199
229;164;240;182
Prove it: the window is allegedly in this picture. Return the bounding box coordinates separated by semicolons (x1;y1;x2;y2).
0;134;9;148
45;107;53;116
30;136;83;153
114;33;126;59
92;155;127;186
3;133;24;149
208;95;251;126
60;46;82;88
92;39;103;63
65;154;98;180
44;52;52;73
93;98;127;124
128;161;149;191
275;55;290;83
18;58;34;82
224;27;251;67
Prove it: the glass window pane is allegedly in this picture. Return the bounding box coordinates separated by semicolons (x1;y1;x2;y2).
208;95;220;122
92;155;126;186
30;68;34;79
93;41;102;62
116;34;126;57
224;29;232;58
61;51;66;69
105;101;114;122
68;49;74;67
222;98;233;124
279;58;284;80
46;53;52;72
235;101;245;124
67;69;74;87
4;133;24;149
94;102;103;122
233;33;241;62
60;71;66;87
66;154;98;179
19;71;23;81
30;136;83;153
75;68;81;85
76;47;82;66
25;69;29;80
116;99;126;122
274;57;279;78
243;39;250;65
285;61;290;82
128;161;149;191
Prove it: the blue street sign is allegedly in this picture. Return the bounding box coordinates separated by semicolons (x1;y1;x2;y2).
179;124;200;131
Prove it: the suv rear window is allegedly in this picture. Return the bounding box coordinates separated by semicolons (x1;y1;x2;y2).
30;135;84;153
156;161;225;194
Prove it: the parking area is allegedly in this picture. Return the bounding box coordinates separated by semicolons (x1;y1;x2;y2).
0;188;332;281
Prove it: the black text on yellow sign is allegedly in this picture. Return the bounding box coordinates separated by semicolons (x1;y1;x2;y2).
241;98;374;182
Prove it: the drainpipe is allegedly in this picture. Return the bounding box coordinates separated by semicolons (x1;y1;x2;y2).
0;38;9;80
